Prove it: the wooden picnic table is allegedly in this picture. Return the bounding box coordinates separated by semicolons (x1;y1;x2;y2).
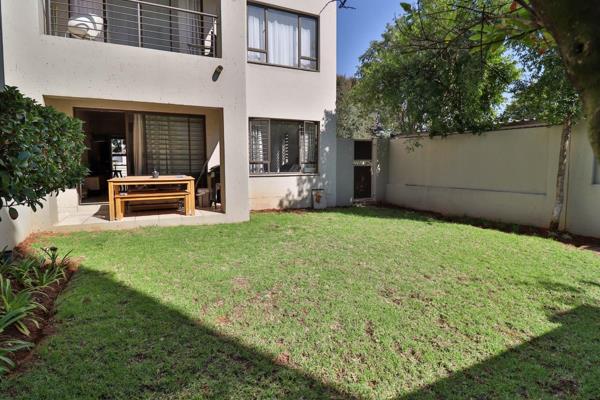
107;175;195;221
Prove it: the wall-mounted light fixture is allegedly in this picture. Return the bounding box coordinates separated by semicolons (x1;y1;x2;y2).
212;65;224;82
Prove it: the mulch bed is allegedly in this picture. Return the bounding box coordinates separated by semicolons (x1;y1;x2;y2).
2;242;80;373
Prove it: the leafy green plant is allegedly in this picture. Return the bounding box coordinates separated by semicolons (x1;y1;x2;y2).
0;339;32;374
27;262;65;290
0;276;43;336
41;246;72;271
0;86;88;221
3;258;38;289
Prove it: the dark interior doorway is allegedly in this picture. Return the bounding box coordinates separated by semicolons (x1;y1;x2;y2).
353;140;373;200
354;166;372;199
75;109;128;204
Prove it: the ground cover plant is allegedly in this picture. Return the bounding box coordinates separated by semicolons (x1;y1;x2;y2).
1;207;599;399
0;247;72;373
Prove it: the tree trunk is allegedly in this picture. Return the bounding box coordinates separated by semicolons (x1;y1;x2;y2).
529;0;600;159
549;117;572;232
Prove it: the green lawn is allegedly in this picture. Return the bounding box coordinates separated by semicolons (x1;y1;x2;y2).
2;207;600;399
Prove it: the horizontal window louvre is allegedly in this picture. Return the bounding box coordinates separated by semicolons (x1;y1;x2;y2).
144;114;206;176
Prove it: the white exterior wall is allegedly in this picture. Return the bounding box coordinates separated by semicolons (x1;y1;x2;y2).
565;123;600;237
0;0;339;248
385;123;600;237
246;0;337;209
386;125;563;229
0;0;251;248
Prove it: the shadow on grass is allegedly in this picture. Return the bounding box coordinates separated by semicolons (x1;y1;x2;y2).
3;268;356;400
397;305;600;399
4;265;600;399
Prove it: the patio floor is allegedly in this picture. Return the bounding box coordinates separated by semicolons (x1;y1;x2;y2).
53;204;227;232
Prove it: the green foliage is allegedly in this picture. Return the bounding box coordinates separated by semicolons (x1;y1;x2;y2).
504;45;581;124
0;340;32;374
0;247;71;374
336;75;378;139
355;0;518;137
464;1;552;55
0;276;40;337
3;210;600;398
0;86;87;220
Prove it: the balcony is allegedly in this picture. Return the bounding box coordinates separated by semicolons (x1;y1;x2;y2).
44;0;219;57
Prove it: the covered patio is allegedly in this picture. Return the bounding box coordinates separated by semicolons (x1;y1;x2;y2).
44;97;228;228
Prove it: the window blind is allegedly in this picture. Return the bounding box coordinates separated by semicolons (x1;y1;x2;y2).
249;119;270;174
144;114;206;176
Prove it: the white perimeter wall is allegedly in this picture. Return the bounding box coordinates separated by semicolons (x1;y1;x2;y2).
386;122;600;237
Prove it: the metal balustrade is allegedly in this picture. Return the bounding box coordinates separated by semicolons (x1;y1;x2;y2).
45;0;219;57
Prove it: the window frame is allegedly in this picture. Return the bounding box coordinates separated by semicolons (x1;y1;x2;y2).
249;118;320;176
247;2;320;72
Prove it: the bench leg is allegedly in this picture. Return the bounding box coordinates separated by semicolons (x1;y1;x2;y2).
108;182;115;221
116;199;124;220
185;194;192;216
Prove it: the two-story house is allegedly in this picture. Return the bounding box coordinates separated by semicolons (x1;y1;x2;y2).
0;0;344;247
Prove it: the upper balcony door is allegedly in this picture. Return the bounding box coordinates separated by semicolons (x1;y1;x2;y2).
45;0;220;57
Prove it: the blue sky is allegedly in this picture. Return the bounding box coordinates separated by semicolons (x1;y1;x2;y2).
336;0;404;76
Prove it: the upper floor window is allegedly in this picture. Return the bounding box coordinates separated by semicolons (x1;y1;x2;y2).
247;4;318;71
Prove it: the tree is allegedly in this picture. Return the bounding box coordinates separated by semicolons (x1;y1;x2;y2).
504;46;581;231
395;0;600;160
353;0;517;137
336;75;378;139
0;87;88;221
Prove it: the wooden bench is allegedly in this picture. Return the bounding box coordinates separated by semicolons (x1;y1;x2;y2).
114;190;192;220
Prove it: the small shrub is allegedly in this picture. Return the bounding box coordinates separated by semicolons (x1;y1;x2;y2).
0;86;88;220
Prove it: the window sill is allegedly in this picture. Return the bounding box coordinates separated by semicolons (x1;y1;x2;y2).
250;173;319;178
247;61;319;73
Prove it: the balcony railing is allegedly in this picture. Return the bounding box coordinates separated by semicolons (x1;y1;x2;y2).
45;0;218;57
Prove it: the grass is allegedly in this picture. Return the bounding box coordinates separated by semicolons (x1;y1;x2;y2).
2;206;600;399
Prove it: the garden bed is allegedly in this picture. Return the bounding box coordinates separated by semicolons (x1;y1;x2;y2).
0;245;78;374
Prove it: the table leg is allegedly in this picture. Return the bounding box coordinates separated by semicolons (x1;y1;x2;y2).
108;182;115;221
188;180;195;216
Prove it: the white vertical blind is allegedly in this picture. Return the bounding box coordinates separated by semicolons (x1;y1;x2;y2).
300;17;316;58
247;5;266;62
267;9;298;67
301;122;318;172
248;6;265;49
175;0;203;54
249;120;270;174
